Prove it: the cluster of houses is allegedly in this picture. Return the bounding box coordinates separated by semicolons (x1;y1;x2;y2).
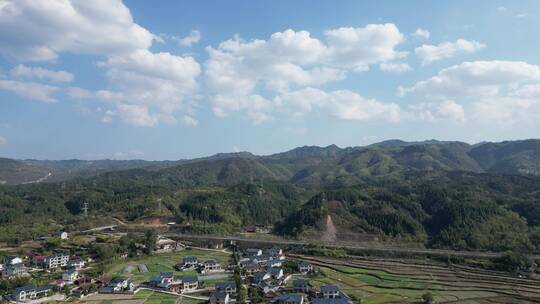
1;252;91;302
239;247;289;298
147;272;199;293
175;256;223;274
279;283;352;304
235;247;351;304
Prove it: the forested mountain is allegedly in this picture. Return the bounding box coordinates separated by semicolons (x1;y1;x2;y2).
3;139;540;185
2;139;540;253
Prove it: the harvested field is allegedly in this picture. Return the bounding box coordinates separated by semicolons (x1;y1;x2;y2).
290;254;540;304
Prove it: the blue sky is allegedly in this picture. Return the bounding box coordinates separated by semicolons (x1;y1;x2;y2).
1;0;540;160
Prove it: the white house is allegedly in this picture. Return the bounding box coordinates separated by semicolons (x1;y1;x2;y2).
298;261;313;274
44;253;69;269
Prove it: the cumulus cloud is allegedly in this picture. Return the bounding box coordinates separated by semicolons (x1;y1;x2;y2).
0;79;58;102
206;24;405;123
412;28;430;39
400;60;540;125
275;87;401;122
0;136;6;145
0;0;203;127
379;62;411;73
177;30;201;47
9;64;73;82
0;0;154;61
415;39;485;65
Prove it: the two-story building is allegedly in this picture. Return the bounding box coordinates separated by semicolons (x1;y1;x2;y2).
44;253;69;269
201;259;221;273
298;261;313;274
12;285;53;302
320;285;340;299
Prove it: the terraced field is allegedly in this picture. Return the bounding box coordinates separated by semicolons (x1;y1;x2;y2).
291;254;540;304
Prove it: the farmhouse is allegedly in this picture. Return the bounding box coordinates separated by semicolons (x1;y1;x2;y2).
68;258;85;270
2;263;27;278
5;256;23;265
298;261;313;274
245;248;263;257
252;271;272;284
155;237;183;253
210;291;231;304
62;269;79;283
273;293;304;304
183;256;199;268
182;276;199;292
320;285;340;299
149;272;181;288
202;259;221;273
293;279;310;293
99;278;135;293
216;282;237;295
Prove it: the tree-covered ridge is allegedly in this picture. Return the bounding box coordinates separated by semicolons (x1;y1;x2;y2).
3;139;540;185
275;172;540;252
1;140;540;253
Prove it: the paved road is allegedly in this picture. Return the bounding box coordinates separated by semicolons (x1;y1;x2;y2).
164;233;540;260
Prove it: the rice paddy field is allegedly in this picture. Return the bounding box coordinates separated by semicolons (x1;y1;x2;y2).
291;254;540;304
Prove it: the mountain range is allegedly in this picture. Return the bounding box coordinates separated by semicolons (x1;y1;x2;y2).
2;139;540;186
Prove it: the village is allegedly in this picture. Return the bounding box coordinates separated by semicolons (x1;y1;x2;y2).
0;231;354;304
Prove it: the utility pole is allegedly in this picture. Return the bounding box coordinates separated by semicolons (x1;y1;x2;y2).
82;202;89;218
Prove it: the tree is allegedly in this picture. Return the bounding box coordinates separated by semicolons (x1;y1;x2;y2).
494;251;533;273
422;292;435;304
143;230;158;254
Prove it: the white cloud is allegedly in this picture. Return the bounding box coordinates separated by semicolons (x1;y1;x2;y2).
379;62;411;73
206;24;405;122
116;104;158;127
182;115;198;126
412;28;430;39
10;64;73;82
0;0;154;61
68;87;93;99
497;6;507;12
0;0;201;128
0;79;58;102
0;136;6;145
177;30;201;47
275;87;400;122
415;39;485;65
400;60;540;125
